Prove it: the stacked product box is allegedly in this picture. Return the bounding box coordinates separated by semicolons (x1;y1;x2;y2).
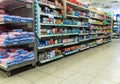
0;48;34;66
41;17;89;27
88;41;97;46
96;39;103;44
0;29;34;46
38;39;62;47
80;43;89;49
40;28;63;35
0;14;33;23
39;48;62;62
63;28;79;34
63;46;79;54
63;37;78;44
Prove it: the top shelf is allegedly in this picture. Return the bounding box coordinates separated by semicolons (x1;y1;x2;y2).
38;2;61;10
66;1;89;12
0;0;33;12
0;0;32;9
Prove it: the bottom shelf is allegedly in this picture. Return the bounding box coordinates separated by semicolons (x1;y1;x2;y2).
97;42;104;45
40;55;63;64
38;41;111;64
80;46;90;51
38;40;111;64
104;40;111;43
64;50;79;55
90;44;97;48
0;59;35;72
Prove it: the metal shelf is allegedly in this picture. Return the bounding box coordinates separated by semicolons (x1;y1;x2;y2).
0;60;35;71
38;2;61;9
0;0;32;9
90;32;104;35
90;28;99;30
40;13;62;18
37;43;63;50
63;33;79;36
106;23;111;25
41;23;89;28
90;33;97;35
79;39;90;42
90;23;104;25
90;11;104;16
91;28;111;30
40;55;63;64
97;42;104;45
79;33;89;35
41;23;76;27
90;17;104;21
40;33;79;38
0;42;33;47
64;49;79;55
90;44;97;48
63;42;79;46
102;36;111;38
41;34;63;38
0;22;33;29
66;1;89;12
0;59;35;76
0;21;32;25
90;37;98;40
67;14;89;19
41;23;63;26
80;46;90;51
101;28;111;30
104;40;111;43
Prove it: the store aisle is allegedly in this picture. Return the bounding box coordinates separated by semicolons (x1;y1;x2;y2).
0;40;120;84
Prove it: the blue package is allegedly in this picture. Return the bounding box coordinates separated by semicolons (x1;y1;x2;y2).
3;15;12;22
11;16;21;22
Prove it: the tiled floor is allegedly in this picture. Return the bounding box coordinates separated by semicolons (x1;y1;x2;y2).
0;39;120;84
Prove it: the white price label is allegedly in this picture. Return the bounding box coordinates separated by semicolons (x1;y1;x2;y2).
48;15;54;18
50;5;56;9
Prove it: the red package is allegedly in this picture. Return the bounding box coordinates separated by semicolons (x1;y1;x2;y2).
0;9;5;14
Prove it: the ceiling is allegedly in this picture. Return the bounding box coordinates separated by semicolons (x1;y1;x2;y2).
79;0;120;14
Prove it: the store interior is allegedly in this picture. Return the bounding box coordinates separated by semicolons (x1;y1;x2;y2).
0;0;120;84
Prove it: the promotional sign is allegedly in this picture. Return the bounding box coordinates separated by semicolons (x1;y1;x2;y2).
116;14;120;33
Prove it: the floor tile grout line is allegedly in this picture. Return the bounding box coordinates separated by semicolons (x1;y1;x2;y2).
87;59;114;84
58;71;80;84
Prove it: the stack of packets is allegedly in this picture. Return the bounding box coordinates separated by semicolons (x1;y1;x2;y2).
0;14;33;23
0;29;34;46
0;48;34;66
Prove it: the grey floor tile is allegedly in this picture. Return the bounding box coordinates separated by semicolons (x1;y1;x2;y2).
35;75;63;84
66;73;93;84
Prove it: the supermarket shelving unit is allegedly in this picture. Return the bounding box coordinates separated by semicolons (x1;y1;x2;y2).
0;0;35;76
63;0;91;54
89;11;112;45
112;20;120;39
34;0;65;65
33;0;112;65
